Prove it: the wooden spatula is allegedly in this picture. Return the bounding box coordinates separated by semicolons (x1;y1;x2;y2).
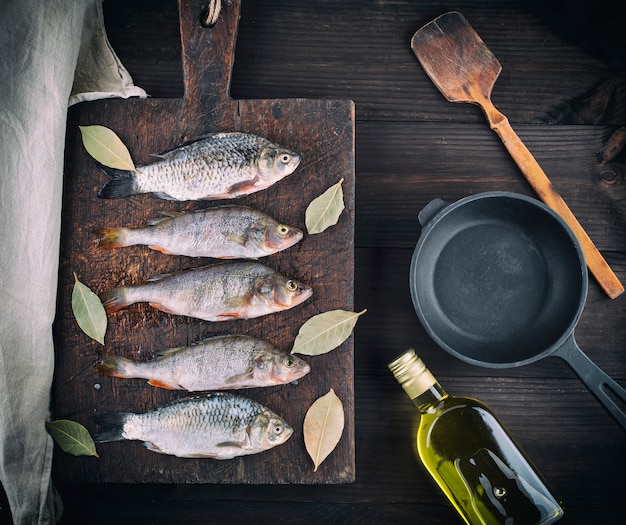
412;11;623;299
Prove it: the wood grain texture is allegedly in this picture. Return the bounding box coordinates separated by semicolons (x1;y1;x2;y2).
51;0;355;484
410;11;623;297
3;0;623;524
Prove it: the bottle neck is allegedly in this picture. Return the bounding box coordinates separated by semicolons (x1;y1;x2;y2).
388;349;448;413
411;382;448;413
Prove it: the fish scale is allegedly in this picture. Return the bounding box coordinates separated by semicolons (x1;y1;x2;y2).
96;334;310;391
95;393;293;459
100;261;313;322
97;132;301;201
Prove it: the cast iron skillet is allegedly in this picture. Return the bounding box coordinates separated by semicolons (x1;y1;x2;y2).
410;191;626;430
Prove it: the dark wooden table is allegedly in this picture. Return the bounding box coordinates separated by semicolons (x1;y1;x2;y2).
3;0;625;523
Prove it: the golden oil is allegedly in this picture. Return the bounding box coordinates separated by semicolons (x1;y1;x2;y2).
389;349;563;525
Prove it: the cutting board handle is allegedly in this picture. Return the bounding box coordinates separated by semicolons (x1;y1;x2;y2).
178;0;240;115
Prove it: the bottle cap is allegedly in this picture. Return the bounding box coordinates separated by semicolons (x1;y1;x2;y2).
388;349;437;399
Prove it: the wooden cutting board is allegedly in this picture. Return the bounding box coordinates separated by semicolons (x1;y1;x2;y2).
52;0;355;484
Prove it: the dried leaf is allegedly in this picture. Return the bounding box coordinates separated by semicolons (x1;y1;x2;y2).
305;178;345;234
291;309;366;356
78;125;136;171
72;273;107;345
46;419;99;458
304;389;344;472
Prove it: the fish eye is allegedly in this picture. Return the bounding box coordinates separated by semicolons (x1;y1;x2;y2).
284;356;295;367
280;153;291;164
286;280;298;292
274;425;283;434
276;224;290;236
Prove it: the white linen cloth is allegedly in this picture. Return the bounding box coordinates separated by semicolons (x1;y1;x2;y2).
0;1;146;523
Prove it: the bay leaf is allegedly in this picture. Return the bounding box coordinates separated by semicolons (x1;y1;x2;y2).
46;419;99;458
291;308;366;356
72;273;107;345
78;125;136;171
303;388;344;472
305;178;345;234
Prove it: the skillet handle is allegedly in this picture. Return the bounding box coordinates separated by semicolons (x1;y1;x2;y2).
418;198;448;227
554;337;626;431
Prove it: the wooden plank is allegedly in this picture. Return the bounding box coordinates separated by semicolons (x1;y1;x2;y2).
38;1;626;524
52;0;355;484
51;371;625;525
53;497;626;525
354;121;626;250
51;495;626;525
229;0;620;123
101;1;621;125
101;0;184;99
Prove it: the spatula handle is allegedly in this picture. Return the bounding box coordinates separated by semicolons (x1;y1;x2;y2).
482;100;624;299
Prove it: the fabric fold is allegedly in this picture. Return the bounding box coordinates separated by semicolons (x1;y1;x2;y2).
0;1;146;523
70;1;148;105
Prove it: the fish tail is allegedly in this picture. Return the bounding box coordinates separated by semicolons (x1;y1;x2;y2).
99;286;133;314
93;412;130;443
96;352;133;378
95;227;129;249
97;162;138;199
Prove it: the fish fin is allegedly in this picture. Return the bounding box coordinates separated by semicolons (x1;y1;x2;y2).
154;346;186;357
218;312;242;319
147;379;179;390
146;217;168;226
147;211;185;226
93;412;130;443
146;264;215;282
216;441;245;449
96;162;138;199
148;245;174;255
227;179;258;197
154;192;178;201
152;133;224;158
190;192;236;200
224;232;248;247
186;334;239;347
95;227;127;249
96;352;132;378
149;302;176;314
146;269;182;282
225;370;254;385
143;442;167;454
99;287;132;314
150;144;191;159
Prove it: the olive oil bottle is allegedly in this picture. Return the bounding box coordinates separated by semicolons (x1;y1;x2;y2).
389;349;564;525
